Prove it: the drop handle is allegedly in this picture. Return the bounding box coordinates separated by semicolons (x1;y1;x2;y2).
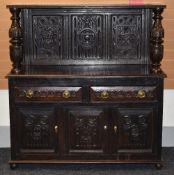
114;125;117;133
137;89;146;99
104;125;108;130
24;89;34;98
54;125;58;134
100;91;109;99
62;90;71;99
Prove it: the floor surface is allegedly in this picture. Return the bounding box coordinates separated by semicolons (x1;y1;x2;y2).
0;148;174;175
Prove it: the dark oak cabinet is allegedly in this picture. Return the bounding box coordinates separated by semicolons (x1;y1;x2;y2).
7;4;166;169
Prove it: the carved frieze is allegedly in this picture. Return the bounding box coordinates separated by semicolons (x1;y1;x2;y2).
14;87;82;101
91;86;156;102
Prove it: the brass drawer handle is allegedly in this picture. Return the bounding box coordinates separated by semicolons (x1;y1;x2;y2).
24;89;34;98
62;90;71;99
137;89;146;98
100;91;109;99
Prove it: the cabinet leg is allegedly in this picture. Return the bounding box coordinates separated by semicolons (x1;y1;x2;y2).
10;163;18;170
155;163;163;170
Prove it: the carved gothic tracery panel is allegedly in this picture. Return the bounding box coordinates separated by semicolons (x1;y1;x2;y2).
33;16;63;60
111;15;142;62
72;15;103;59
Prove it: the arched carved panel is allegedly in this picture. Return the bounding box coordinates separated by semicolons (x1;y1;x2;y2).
72;15;103;60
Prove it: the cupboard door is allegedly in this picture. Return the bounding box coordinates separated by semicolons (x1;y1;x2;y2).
117;108;154;152
63;107;110;157
13;104;59;159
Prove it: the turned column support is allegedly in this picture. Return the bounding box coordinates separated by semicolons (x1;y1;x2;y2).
9;7;23;74
150;7;165;73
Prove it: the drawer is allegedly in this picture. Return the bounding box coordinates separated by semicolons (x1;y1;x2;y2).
90;86;157;102
14;87;82;102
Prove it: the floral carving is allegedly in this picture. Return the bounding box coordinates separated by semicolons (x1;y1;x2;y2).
75;117;97;148
123;114;148;144
69;110;103;150
20;111;51;149
112;15;141;60
33;16;63;60
93;87;156;100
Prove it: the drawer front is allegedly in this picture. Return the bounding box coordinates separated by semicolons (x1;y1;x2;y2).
14;87;82;102
90;86;157;102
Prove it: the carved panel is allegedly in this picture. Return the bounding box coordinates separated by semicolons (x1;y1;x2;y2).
118;108;153;149
33;16;63;61
18;108;55;150
111;15;142;63
72;15;103;60
67;109;105;152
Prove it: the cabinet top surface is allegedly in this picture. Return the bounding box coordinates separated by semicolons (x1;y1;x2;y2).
7;65;166;78
6;4;166;8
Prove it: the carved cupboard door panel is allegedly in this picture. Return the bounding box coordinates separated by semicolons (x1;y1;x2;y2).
63;107;110;157
13;104;59;159
116;107;155;153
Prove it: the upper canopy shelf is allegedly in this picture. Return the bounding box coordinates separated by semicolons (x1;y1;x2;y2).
6;4;166;8
7;4;166;74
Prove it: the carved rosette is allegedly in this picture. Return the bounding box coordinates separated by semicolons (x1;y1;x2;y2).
72;15;103;59
150;7;165;73
9;7;23;74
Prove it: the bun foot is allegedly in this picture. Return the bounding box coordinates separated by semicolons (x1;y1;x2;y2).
10;163;18;170
155;163;163;170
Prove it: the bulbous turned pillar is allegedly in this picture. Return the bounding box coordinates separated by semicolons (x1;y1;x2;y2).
9;7;23;74
150;7;164;73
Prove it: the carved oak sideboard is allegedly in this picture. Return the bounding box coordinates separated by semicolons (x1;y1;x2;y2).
6;5;166;169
